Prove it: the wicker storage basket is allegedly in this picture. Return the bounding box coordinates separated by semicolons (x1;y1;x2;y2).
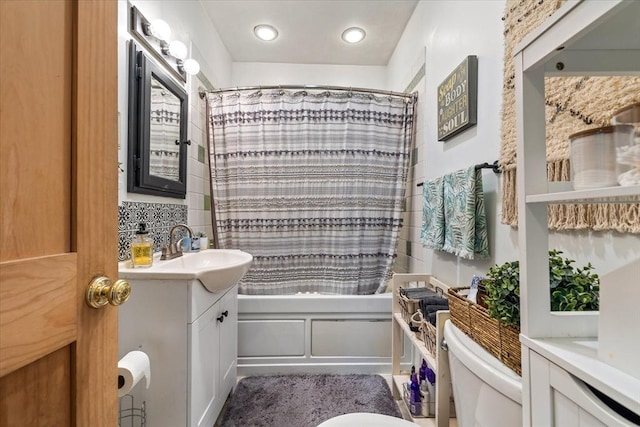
409;311;422;335
447;287;473;336
470;305;521;375
447;287;521;376
398;291;421;323
417;312;437;357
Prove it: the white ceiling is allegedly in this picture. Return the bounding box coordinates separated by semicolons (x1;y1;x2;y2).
199;0;419;66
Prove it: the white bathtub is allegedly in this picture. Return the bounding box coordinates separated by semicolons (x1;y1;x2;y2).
237;293;411;376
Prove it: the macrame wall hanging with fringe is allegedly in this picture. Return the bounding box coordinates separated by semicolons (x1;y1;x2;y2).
499;0;640;233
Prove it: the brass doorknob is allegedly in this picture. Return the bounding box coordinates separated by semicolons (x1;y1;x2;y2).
86;276;132;309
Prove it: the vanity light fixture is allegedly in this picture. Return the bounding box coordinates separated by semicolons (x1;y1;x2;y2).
341;27;366;44
181;58;201;75
254;24;279;41
131;6;201;80
168;40;188;60
168;41;200;75
146;19;172;41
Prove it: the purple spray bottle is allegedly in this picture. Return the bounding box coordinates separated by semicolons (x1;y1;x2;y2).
409;373;422;416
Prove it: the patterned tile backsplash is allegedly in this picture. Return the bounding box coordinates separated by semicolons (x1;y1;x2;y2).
118;201;188;261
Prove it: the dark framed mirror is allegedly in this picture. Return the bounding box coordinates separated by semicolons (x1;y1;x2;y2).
128;41;188;198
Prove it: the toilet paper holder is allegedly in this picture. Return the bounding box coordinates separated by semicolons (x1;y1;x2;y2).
118;394;146;427
118;350;150;397
118;346;147;427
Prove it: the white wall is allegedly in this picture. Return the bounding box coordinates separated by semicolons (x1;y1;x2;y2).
116;0;232;204
116;0;232;239
232;62;387;89
115;0;639;274
387;0;639;287
387;0;508;286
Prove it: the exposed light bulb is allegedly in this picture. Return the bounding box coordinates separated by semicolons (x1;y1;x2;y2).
150;19;171;41
341;27;366;44
168;40;188;60
254;24;278;41
182;58;200;75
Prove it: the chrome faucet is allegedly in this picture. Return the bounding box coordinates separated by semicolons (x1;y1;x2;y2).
161;223;194;260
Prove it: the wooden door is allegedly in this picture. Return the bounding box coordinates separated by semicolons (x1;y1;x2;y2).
0;1;118;426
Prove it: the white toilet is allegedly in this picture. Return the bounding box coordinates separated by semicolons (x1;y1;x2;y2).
317;413;418;427
444;320;522;427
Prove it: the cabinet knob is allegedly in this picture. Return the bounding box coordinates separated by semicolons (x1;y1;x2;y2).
216;315;225;323
222;310;229;317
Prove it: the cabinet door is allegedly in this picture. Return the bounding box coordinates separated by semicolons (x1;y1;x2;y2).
219;287;238;399
553;392;608;427
530;350;635;427
189;302;220;427
549;363;632;427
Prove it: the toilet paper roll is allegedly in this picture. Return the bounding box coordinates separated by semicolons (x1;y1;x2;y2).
117;350;151;397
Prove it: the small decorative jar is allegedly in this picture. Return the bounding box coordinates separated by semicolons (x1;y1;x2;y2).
569;126;620;190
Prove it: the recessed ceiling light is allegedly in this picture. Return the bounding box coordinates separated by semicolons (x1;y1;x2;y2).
254;24;279;41
341;27;366;44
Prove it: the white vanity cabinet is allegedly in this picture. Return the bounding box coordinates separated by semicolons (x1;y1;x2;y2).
218;289;238;397
514;1;640;425
528;350;636;427
189;286;237;427
118;278;238;427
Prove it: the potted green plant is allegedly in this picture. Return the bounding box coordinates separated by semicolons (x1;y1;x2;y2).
482;249;600;327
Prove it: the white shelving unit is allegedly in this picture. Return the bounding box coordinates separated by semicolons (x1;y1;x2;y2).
526;184;640;204
514;1;640;425
391;274;453;427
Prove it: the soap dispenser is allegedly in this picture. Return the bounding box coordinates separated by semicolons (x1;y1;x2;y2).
131;222;153;268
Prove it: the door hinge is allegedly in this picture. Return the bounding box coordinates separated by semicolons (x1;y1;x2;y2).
136;66;142;79
135;157;141;171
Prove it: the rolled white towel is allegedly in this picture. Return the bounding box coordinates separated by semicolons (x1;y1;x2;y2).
617;144;640;167
618;167;640;186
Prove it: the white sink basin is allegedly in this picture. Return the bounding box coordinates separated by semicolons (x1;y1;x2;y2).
119;249;253;293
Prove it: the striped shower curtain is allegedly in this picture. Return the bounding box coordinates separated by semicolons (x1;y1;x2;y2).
149;78;181;181
206;88;416;295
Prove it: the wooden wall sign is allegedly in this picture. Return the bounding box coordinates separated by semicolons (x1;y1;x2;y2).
437;55;478;141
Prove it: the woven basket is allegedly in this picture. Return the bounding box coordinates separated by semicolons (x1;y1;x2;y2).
409;311;422;335
447;287;522;376
470;305;521;375
447;287;473;336
398;291;421;324
416;312;437;357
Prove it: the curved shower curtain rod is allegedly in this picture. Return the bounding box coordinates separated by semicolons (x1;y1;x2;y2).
198;84;418;100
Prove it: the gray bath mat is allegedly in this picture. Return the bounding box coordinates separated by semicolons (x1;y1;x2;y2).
216;374;403;427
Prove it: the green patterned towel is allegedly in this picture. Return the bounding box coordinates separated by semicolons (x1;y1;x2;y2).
420;177;445;250
442;166;489;260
